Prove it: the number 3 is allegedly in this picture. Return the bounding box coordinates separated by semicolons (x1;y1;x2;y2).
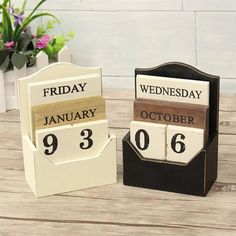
80;129;93;149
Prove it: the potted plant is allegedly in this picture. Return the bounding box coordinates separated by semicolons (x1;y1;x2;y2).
0;0;74;112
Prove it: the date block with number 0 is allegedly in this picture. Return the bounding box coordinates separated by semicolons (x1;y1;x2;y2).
130;121;166;160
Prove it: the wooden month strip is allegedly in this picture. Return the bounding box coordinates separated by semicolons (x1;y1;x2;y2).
31;96;106;142
136;74;210;106
134;99;209;142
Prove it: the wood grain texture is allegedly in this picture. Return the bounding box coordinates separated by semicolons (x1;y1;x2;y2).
31;96;106;141
0;89;235;235
134;98;209;129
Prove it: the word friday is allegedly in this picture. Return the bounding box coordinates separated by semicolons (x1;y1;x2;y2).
43;83;87;97
43;109;96;126
139;85;203;99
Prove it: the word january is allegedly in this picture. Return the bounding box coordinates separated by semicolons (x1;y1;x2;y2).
43;83;87;97
140;85;202;99
43;108;96;126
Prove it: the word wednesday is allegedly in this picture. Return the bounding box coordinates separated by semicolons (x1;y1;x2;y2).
43;109;96;126
139;85;202;100
43;83;87;97
136;75;209;105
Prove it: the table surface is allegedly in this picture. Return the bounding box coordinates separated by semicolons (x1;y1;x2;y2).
0;89;235;236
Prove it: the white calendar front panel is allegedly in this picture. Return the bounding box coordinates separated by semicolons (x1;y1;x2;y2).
130;121;166;160
35;125;74;164
166;125;204;164
74;120;109;159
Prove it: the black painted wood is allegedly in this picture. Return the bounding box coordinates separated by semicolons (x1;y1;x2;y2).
123;62;219;196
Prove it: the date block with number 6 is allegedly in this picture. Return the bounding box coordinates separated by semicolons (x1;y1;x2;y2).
166;125;204;164
130;121;166;160
74;120;109;159
35;125;75;164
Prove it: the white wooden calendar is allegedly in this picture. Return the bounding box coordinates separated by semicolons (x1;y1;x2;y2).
19;63;117;197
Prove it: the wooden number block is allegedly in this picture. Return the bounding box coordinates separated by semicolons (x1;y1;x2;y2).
74;120;109;159
31;96;106;142
136;74;209;106
134;99;209;142
166;125;204;164
35;125;74;164
130;121;166;160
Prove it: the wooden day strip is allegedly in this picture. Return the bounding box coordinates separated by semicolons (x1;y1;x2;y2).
136;74;210;106
31;96;106;142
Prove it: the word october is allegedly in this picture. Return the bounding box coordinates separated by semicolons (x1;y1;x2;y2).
136;75;209;106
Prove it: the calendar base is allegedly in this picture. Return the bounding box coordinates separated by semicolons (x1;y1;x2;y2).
23;134;117;197
123;132;218;196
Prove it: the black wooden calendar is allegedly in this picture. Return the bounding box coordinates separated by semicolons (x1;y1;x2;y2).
122;62;219;196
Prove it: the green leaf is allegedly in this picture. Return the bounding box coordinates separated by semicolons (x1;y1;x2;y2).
43;44;54;56
0;50;9;65
14;13;59;42
0;55;10;72
3;0;10;7
24;0;47;22
11;53;26;69
17;33;32;51
21;0;27;12
0;4;13;42
55;35;64;45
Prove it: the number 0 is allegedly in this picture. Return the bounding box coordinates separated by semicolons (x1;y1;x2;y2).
135;129;149;150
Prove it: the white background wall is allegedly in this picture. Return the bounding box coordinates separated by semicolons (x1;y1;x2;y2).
27;0;236;93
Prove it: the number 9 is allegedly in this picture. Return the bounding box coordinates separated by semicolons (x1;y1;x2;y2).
43;134;58;155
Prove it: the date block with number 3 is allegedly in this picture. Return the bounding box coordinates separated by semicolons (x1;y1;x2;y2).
74;120;109;159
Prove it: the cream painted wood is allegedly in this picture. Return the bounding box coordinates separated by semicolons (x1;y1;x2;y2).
35;125;75;164
74;120;109;160
28;73;101;106
130;121;166;160
18;63;101;137
58;46;71;63
40;0;181;11
0;71;6;113
197;12;236;78
166;125;204;164
18;63;116;197
136;74;210;106
22;134;117;197
183;0;236;11
46;11;196;76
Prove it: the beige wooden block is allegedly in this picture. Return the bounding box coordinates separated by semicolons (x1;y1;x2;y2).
136;74;209;106
74;120;109;159
28;73;101;106
166;125;204;164
31;96;106;142
130;121;166;160
35;125;74;164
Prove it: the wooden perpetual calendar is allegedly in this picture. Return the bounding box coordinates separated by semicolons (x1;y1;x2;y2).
19;63;117;197
123;62;219;196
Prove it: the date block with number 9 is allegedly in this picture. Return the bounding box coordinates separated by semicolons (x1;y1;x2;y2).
74;120;109;159
130;121;166;160
35;125;75;164
166;125;204;164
